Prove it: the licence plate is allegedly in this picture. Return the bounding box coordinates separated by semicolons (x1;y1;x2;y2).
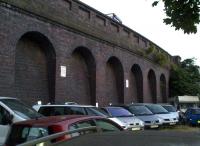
169;122;176;125
150;125;158;128
132;127;140;131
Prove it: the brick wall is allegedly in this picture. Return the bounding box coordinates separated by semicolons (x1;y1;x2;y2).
0;1;170;106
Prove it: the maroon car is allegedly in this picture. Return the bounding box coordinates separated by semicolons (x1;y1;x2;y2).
5;115;123;146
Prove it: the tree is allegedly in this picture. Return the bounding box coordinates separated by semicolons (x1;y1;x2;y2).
170;58;200;97
152;0;200;34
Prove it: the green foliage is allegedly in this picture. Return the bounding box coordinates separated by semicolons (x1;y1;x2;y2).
146;44;155;55
136;48;146;57
153;0;200;34
170;58;200;97
154;51;169;66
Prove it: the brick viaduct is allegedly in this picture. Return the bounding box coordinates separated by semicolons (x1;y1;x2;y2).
0;0;177;106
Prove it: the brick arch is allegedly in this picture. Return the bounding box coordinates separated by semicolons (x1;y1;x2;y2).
147;69;157;103
15;31;56;104
106;56;124;105
131;64;143;103
160;74;167;103
70;46;96;105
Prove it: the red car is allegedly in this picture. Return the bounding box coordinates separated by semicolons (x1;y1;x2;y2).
5;115;123;146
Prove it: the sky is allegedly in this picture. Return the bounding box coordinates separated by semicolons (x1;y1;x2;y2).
80;0;200;65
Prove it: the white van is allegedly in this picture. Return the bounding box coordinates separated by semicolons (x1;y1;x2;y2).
0;97;42;145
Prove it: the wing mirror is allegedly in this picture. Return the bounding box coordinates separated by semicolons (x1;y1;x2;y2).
2;112;13;125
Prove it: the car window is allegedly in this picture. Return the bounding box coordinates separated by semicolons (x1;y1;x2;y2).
85;107;108;117
95;119;122;132
192;109;200;115
68;107;86;115
106;107;133;117
0;105;10;125
162;105;176;112
39;106;86;116
6;125;49;145
128;105;153;116
146;104;168;114
69;120;95;138
1;99;41;119
38;107;55;116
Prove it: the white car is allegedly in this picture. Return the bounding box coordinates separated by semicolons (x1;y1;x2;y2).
33;104;108;118
0;97;42;145
101;106;144;130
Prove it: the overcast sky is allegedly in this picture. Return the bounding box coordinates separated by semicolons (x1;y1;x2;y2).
80;0;200;65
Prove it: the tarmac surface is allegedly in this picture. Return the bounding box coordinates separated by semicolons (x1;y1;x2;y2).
56;130;200;146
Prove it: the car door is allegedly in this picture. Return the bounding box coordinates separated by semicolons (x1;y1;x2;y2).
68;120;95;138
0;105;11;145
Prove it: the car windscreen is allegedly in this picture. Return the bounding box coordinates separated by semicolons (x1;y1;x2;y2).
86;107;108;117
107;107;133;117
145;104;168;114
128;105;153;116
162;105;176;112
6;125;49;145
1;99;42;119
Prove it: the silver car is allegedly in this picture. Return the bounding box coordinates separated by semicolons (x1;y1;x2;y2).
145;104;179;126
122;104;163;128
101;106;144;130
161;104;179;121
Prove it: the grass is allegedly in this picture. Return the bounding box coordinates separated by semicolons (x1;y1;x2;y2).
160;125;200;132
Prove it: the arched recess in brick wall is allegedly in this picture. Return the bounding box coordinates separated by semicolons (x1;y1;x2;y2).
106;56;124;105
131;64;143;103
160;74;167;103
147;69;157;103
71;47;96;105
15;31;56;105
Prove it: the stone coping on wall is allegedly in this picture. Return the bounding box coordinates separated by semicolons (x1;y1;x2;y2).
0;0;174;67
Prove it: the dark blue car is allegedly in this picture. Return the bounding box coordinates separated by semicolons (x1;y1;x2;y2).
184;108;200;125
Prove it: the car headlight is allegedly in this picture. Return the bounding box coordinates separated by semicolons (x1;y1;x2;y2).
158;118;164;123
140;121;144;126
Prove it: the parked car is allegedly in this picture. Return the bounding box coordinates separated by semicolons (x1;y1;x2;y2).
0;97;42;145
184;108;200;126
33;104;108;118
5;115;123;146
161;104;179;121
101;106;144;130
119;104;163;128
144;104;179;126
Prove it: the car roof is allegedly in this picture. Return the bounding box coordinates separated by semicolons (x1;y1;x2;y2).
159;104;173;106
0;97;18;100
13;115;104;127
103;106;125;109
128;103;152;106
34;104;95;108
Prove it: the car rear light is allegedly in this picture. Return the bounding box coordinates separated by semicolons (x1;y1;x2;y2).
50;125;69;142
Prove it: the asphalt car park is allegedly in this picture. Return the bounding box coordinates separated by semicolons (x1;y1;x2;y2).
1;97;200;146
44;130;200;146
